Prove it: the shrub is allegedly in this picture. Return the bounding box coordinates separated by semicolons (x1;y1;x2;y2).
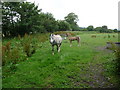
114;48;120;74
109;43;120;87
54;31;75;36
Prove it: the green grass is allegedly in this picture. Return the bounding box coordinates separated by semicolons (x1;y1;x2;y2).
2;32;119;88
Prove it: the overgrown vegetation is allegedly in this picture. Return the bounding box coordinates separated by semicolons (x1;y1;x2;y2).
2;32;119;88
106;42;120;87
2;33;48;66
115;48;120;87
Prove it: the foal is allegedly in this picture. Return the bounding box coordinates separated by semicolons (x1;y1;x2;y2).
50;34;62;55
68;36;80;47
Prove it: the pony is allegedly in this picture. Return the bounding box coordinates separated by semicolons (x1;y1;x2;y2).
66;33;72;37
68;36;80;47
113;35;115;38
91;35;96;38
108;35;110;38
103;36;106;38
49;34;62;55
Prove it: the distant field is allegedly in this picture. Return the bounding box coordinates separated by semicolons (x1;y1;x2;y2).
2;32;119;88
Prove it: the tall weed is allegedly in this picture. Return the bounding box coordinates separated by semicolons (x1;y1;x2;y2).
22;34;36;57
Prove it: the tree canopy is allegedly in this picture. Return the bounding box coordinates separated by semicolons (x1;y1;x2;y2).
2;2;78;37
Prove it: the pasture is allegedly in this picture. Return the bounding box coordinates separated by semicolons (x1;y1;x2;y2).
2;31;119;88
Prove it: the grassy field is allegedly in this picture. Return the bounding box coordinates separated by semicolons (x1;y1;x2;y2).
2;31;119;88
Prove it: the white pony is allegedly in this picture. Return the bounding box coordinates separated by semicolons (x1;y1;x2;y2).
50;34;62;55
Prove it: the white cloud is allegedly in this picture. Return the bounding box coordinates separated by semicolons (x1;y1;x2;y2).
27;0;119;29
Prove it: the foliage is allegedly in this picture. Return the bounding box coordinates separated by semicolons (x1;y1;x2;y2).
113;29;118;33
2;2;20;37
57;20;71;31
94;26;116;33
2;2;41;37
64;12;80;31
64;12;79;24
114;48;120;77
87;25;94;31
38;12;58;33
108;43;120;86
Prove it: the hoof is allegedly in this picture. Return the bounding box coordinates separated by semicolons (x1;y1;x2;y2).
58;49;60;52
52;53;54;55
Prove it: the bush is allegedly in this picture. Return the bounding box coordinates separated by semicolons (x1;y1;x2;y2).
54;31;75;36
109;43;120;87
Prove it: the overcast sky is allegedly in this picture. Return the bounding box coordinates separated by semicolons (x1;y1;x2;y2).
27;0;119;29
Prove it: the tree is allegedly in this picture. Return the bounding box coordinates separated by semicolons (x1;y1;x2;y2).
94;27;102;32
64;12;79;24
2;2;20;37
57;20;71;31
64;12;79;31
101;25;109;33
38;12;59;33
87;25;94;31
16;2;41;35
2;2;41;37
113;29;118;33
95;26;114;33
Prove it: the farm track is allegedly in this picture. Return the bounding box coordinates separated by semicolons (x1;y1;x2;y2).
68;54;116;88
87;61;114;88
87;47;116;88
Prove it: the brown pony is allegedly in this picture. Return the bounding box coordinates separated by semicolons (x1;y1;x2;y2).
66;33;72;37
68;36;80;47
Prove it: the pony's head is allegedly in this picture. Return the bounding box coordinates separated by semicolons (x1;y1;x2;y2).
49;34;54;43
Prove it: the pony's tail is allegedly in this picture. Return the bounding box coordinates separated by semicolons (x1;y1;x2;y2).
78;37;81;46
78;37;80;40
78;37;80;43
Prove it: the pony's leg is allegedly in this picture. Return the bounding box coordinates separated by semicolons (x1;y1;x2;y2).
57;45;60;52
58;43;61;52
78;38;80;46
52;45;54;55
78;41;80;46
70;40;72;47
58;47;60;52
57;45;59;52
